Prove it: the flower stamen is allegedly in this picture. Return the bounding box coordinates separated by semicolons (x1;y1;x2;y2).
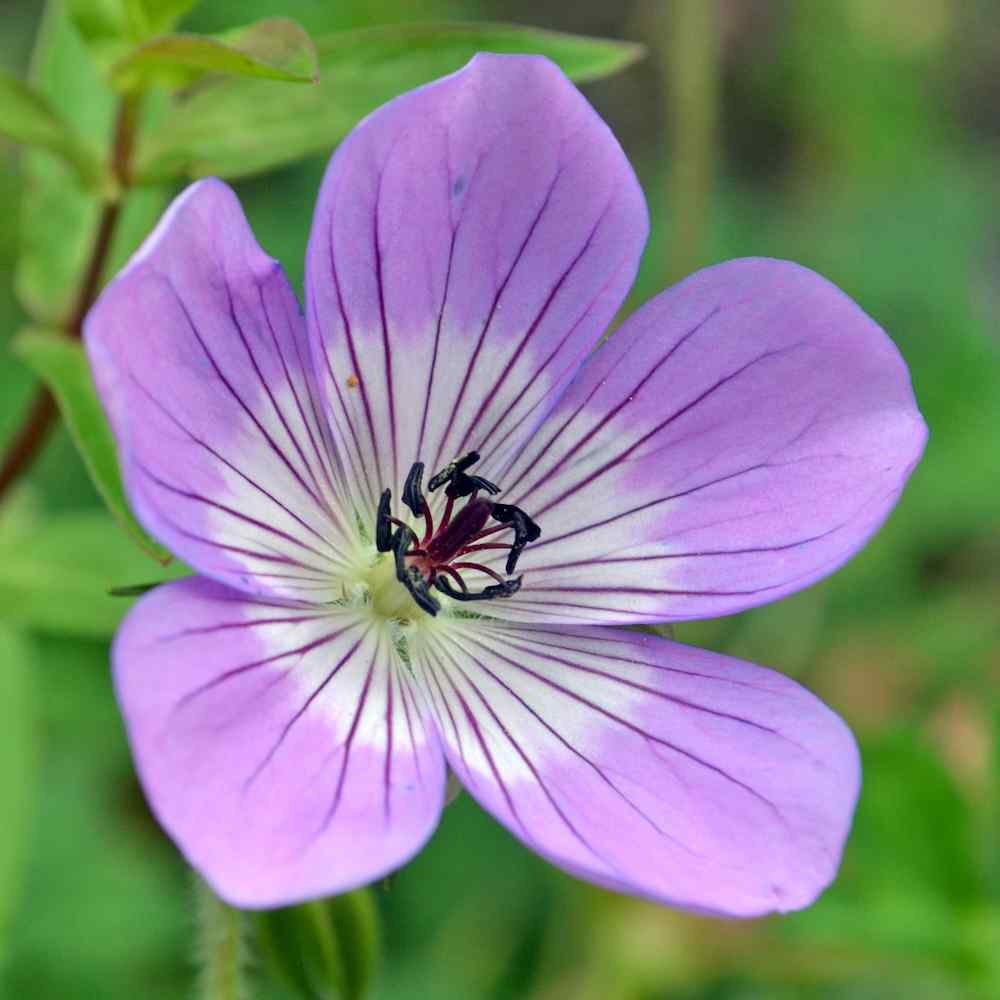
451;561;506;585
374;451;540;617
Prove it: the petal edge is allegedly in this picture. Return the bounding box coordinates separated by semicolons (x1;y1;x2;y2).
86;179;354;603
305;53;648;512
492;258;927;624
412;618;859;917
115;577;445;908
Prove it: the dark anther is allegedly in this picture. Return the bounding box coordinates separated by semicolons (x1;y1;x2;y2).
490;503;542;573
434;575;522;602
376;451;539;616
462;474;501;496
392;525;440;615
376;489;393;552
403;568;441;616
391;523;414;583
428;451;501;499
401;462;426;517
428;450;481;492
443;471;499;500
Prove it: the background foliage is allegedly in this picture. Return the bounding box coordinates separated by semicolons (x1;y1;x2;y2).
1;1;998;997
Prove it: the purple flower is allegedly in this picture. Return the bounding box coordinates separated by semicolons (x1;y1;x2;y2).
85;55;926;916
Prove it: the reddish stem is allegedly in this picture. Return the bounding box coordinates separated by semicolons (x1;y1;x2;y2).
0;392;58;498
451;561;505;585
436;565;468;591
420;502;435;544
438;494;456;532
0;95;141;502
466;523;512;543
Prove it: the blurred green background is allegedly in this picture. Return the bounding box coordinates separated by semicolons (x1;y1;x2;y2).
1;1;998;997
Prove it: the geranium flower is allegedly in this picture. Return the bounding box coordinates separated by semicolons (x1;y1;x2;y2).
86;54;926;916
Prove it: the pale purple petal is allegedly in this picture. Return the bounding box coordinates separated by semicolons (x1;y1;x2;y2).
489;258;927;624
86;179;355;602
114;577;445;908
413;619;859;917
305;53;647;512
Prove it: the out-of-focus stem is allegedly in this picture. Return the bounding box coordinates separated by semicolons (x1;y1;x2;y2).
195;879;249;1000
0;93;141;501
662;0;720;285
0;387;58;500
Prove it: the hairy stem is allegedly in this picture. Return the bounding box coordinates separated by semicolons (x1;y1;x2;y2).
0;93;141;500
195;879;249;1000
662;0;720;285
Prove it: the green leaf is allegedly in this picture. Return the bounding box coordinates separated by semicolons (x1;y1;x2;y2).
0;507;188;638
65;0;132;68
66;0;127;46
15;2;170;326
636;623;676;640
851;728;981;904
124;0;199;38
0;627;38;964
66;0;199;66
135;21;644;181
12;328;170;564
257;891;379;1000
111;18;318;92
15;1;107;324
1;632;196;988
0;69;106;191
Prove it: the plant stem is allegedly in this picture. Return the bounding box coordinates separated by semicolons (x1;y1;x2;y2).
662;0;720;285
195;879;249;1000
0;390;58;499
0;93;140;501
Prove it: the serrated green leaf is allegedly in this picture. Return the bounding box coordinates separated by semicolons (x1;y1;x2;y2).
111;18;318;92
135;21;644;181
12;328;170;564
0;508;188;638
257;891;379;1000
0;68;106;191
0;627;37;964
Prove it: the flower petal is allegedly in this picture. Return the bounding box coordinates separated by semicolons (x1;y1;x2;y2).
493;258;927;623
86;179;354;602
114;577;445;908
305;53;647;512
412;618;859;916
